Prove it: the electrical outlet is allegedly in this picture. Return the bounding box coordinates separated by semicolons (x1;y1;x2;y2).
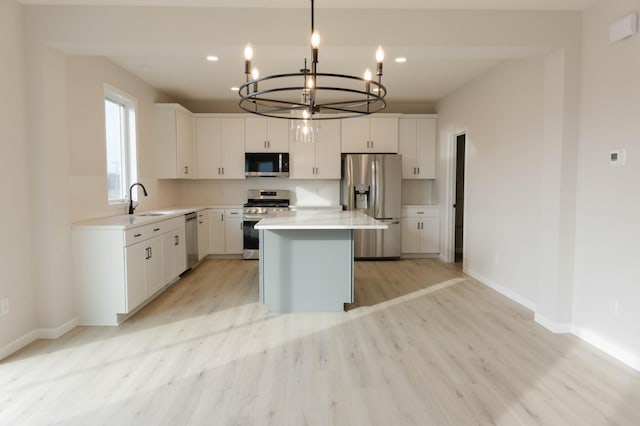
1;299;8;316
609;298;619;316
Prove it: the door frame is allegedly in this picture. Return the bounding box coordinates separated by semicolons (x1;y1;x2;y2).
444;130;468;266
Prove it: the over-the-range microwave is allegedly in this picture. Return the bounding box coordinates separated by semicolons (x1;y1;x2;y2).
245;152;289;177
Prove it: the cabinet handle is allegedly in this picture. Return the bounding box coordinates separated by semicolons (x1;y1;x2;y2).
153;227;160;232
221;167;224;174
175;235;179;246
240;222;243;230
218;167;221;175
184;166;189;174
221;213;224;222
417;167;420;175
134;233;142;238
145;247;149;259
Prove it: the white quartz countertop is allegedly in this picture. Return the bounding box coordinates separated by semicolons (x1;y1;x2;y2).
255;210;388;230
71;205;229;230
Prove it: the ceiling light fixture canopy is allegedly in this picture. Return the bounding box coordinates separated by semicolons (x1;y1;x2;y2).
238;0;387;121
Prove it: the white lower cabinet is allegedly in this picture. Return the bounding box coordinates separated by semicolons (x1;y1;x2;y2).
225;213;243;254
197;210;209;260
73;215;186;326
401;206;440;254
207;208;243;255
161;228;186;289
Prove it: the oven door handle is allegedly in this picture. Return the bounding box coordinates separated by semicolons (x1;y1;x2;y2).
243;215;267;221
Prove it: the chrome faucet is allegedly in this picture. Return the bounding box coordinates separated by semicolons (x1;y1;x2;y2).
128;182;148;214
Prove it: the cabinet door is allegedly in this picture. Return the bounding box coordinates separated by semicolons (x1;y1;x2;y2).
399;119;419;179
176;108;195;177
196;117;221;178
266;119;290;152
289;137;316;179
341;118;370;152
124;242;148;312
314;120;342;179
197;211;209;261
245;117;269;152
173;228;187;275
146;237;164;295
401;218;420;254
225;217;244;254
369;117;398;153
207;209;225;254
416;118;436;179
419;218;440;253
219;118;246;178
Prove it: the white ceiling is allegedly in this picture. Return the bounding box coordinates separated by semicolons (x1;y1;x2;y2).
20;0;597;9
22;0;596;109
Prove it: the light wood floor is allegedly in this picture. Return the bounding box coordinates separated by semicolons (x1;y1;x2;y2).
1;259;639;425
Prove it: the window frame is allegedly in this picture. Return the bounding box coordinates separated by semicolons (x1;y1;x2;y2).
103;84;138;206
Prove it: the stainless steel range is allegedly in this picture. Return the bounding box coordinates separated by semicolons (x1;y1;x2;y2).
242;190;291;259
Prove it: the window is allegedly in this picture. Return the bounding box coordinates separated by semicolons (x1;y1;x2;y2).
104;85;138;204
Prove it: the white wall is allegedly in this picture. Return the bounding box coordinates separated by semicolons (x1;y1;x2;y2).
67;55;180;222
436;59;546;307
0;0;38;357
573;0;640;370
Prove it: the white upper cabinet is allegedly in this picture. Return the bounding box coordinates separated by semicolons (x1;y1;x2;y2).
245;117;289;152
156;104;196;179
341;116;399;153
399;115;437;179
290;121;341;179
196;116;245;179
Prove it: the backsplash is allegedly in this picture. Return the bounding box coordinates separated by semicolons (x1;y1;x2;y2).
178;179;341;207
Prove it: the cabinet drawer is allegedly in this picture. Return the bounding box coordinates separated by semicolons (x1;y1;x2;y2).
402;206;439;218
225;208;243;218
124;216;186;246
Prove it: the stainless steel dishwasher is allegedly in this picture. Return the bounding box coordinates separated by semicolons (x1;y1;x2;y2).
184;212;198;269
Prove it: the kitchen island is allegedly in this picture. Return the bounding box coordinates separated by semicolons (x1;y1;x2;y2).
255;210;387;313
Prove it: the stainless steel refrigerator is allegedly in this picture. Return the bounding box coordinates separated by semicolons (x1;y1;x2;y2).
341;153;402;259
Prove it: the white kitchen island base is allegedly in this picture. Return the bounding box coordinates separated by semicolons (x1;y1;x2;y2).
256;211;387;313
259;229;354;312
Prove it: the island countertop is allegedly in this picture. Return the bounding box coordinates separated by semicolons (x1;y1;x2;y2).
255;210;388;230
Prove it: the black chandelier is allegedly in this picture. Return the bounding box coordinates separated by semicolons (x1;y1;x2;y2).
238;0;387;122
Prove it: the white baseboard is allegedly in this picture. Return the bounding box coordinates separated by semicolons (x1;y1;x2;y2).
465;267;537;311
0;317;78;361
533;313;573;333
37;317;78;339
463;267;640;372
573;326;640;372
0;330;41;361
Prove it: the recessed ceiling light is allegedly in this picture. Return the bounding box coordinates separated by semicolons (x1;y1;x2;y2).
206;55;219;62
231;87;239;91
395;57;407;63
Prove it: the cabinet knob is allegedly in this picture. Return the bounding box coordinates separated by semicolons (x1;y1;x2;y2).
153;228;160;232
134;233;142;238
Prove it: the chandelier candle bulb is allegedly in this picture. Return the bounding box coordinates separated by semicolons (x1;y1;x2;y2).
244;43;253;76
252;68;259;91
376;46;384;77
